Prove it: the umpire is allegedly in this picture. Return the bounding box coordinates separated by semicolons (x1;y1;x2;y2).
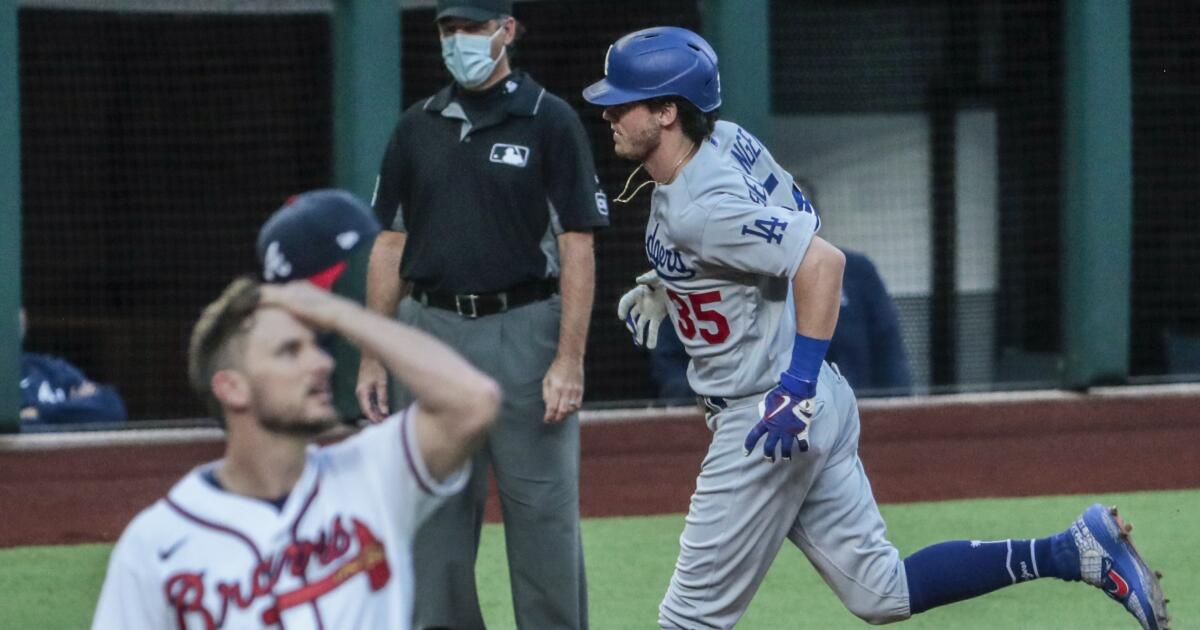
358;1;608;628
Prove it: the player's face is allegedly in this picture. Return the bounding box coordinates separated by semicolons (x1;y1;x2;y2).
241;308;338;436
603;102;661;161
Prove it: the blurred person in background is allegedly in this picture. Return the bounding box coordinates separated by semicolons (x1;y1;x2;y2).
826;248;912;397
358;0;608;627
19;308;127;427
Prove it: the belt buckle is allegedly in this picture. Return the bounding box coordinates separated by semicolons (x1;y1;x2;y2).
455;294;480;319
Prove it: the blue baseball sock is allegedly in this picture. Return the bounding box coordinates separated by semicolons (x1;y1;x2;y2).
904;531;1080;614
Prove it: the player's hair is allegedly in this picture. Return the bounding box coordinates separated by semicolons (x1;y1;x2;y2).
187;276;262;427
646;96;720;145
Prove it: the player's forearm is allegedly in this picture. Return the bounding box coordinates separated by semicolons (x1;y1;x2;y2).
555;231;596;361
776;237;845;398
364;231;408;320
334;303;500;423
792;236;845;340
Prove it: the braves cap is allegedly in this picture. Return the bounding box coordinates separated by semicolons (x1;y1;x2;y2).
256;189;381;290
435;0;511;22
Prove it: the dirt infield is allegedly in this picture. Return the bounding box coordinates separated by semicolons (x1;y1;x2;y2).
2;390;1197;547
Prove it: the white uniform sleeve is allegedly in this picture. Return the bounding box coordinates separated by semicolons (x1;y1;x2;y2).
697;193;819;279
327;405;469;537
92;526;170;629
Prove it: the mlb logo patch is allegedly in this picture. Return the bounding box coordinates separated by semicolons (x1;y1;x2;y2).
490;143;530;168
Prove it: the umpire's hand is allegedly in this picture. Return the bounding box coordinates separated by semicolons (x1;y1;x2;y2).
356;356;390;423
543;354;583;423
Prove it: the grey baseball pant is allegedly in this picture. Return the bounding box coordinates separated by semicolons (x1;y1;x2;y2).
659;362;910;629
397;295;587;630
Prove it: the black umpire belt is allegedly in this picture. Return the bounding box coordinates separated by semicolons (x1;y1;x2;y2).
413;279;558;319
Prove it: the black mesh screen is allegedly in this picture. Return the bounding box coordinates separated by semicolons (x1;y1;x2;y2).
16;0;1197;421
1131;0;1200;377
771;0;1062;392
20;9;332;419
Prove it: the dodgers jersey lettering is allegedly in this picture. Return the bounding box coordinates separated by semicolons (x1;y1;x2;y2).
646;121;819;398
92;407;467;630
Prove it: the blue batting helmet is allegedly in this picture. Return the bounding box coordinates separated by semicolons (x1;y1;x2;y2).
582;27;721;112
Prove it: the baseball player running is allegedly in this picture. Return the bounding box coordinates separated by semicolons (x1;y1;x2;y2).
92;191;500;629
586;27;1170;630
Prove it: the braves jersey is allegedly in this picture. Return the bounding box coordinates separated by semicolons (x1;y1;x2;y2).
646;121;819;398
92;407;467;630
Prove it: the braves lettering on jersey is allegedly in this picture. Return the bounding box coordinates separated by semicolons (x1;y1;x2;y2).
92;407;467;630
646;121;819;398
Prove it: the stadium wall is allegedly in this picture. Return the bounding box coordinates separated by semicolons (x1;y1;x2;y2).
2;386;1197;547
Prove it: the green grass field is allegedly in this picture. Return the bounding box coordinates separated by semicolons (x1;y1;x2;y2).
2;490;1191;629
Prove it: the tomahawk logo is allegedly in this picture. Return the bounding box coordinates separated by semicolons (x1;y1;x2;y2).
262;241;292;281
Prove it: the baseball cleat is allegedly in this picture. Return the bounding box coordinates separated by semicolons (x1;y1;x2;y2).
1070;504;1170;629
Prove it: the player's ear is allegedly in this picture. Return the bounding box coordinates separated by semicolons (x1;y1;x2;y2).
656;101;679;128
211;369;251;412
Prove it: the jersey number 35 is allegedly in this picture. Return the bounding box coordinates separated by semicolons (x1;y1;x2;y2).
666;289;730;344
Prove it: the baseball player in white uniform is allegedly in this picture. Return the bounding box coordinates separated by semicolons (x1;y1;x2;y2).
92;191;501;629
585;27;1169;630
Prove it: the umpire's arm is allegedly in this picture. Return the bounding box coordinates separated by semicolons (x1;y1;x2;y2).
358;124;411;421
544;230;595;422
540;95;609;423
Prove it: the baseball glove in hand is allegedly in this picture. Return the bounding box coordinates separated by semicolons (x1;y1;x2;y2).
744;385;817;462
617;270;668;349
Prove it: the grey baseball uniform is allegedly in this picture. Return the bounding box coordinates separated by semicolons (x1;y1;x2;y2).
647;121;910;628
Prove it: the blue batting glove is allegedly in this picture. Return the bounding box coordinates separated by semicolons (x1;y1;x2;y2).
744;383;816;462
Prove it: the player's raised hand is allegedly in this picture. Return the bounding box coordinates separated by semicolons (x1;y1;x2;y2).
617;270;668;348
258;281;350;331
744;385;816;462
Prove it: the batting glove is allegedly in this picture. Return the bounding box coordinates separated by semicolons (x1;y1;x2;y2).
744;384;817;462
616;271;668;349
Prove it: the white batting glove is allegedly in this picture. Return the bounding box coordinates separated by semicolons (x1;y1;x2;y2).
634;269;662;290
617;271;668;349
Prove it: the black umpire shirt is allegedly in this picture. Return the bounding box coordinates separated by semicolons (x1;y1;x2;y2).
372;71;609;295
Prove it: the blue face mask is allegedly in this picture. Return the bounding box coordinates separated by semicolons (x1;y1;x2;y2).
441;25;506;89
